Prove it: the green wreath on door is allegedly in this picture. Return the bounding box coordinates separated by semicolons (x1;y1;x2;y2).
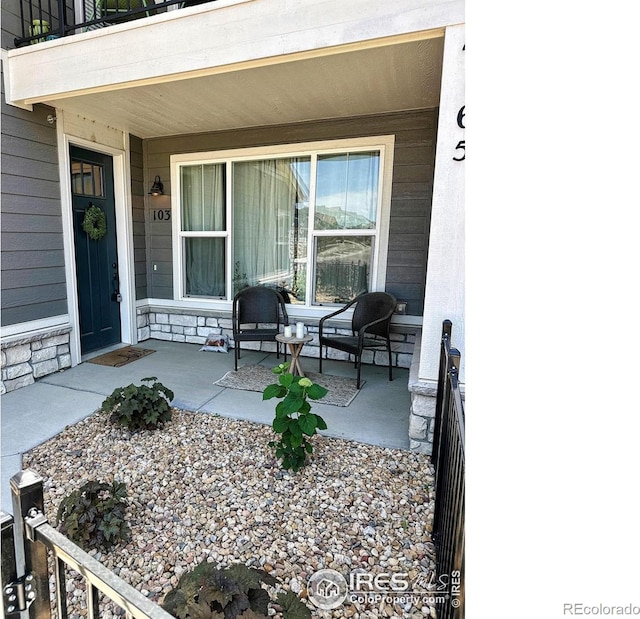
82;204;107;241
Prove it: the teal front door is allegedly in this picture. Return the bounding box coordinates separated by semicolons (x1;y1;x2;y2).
71;146;122;354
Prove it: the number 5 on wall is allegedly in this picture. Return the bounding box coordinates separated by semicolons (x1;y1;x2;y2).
453;140;465;162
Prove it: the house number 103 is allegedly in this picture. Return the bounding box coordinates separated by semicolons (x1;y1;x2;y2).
152;209;171;221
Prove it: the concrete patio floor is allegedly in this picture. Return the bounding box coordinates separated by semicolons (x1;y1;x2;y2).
1;339;410;511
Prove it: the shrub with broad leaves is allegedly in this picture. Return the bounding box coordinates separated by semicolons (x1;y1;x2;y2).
102;376;174;430
162;561;311;619
262;362;328;472
56;480;130;550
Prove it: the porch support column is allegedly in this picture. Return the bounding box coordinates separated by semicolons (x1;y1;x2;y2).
420;23;465;386
409;23;465;453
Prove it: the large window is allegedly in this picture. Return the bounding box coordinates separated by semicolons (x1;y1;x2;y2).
172;137;393;308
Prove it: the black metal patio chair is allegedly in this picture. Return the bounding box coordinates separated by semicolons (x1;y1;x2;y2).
318;291;397;389
232;286;289;371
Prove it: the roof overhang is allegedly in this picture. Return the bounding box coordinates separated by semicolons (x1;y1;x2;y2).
2;0;463;137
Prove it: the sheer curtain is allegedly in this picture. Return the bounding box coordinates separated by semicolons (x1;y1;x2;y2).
181;164;226;297
233;158;307;295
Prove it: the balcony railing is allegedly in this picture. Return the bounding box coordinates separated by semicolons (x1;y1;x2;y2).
13;0;214;47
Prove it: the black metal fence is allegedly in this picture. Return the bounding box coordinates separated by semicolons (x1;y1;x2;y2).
1;470;174;619
13;0;213;47
432;319;465;619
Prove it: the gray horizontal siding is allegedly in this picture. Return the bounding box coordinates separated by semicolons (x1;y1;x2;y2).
1;301;67;326
0;193;62;217
2;212;63;233
1;95;67;326
1;232;63;251
2;266;66;288
146;212;173;299
143;109;436;314
130;135;148;300
1;133;58;159
2;249;65;269
2;283;68;308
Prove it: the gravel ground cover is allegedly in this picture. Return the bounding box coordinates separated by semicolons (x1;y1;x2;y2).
23;409;436;618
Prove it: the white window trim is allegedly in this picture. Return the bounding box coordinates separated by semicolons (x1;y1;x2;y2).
170;135;395;314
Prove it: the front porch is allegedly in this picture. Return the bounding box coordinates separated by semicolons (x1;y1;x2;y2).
1;324;463;618
1;338;413;512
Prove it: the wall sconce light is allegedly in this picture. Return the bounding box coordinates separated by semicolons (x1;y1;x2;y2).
148;176;164;196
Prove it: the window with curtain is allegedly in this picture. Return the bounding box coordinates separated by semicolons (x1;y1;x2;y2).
180;163;226;298
313;151;378;303
233;157;310;303
173;138;390;306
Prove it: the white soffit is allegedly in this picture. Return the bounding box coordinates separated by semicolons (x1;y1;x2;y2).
47;37;444;138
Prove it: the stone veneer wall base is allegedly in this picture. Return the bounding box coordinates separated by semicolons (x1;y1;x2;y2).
136;305;417;370
1;327;72;394
407;329;438;455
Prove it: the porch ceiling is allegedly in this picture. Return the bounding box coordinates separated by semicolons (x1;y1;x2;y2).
46;38;443;138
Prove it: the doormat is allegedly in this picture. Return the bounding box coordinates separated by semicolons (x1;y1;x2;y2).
87;346;155;368
214;364;363;407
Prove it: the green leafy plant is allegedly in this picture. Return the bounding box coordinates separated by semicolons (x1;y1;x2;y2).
276;591;311;618
262;362;328;472
162;561;311;619
102;376;174;430
56;480;130;550
82;204;107;240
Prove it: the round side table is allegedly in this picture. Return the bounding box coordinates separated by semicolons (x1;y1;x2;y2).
275;333;313;377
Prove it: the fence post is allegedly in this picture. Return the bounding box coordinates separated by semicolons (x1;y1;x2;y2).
10;470;52;619
432;319;452;466
1;511;18;616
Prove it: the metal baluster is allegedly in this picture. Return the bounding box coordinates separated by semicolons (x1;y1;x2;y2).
18;0;27;39
86;583;100;619
54;557;68;619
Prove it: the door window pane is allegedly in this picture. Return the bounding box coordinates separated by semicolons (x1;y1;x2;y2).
232;157;310;303
71;161;104;197
315;152;379;230
314;236;372;304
